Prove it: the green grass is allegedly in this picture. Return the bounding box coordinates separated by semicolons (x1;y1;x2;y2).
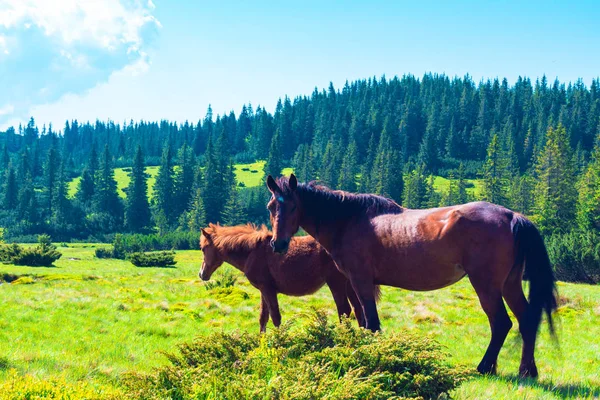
68;167;160;199
0;246;598;398
433;175;484;198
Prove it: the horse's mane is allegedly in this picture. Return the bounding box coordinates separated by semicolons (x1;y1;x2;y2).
276;178;404;221
205;223;271;252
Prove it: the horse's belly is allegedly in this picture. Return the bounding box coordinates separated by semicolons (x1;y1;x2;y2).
374;251;466;291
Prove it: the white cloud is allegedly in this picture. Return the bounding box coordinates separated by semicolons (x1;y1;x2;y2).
0;104;14;116
0;0;160;53
0;0;160;126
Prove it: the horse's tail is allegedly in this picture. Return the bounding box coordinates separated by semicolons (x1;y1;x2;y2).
512;214;558;340
373;285;381;303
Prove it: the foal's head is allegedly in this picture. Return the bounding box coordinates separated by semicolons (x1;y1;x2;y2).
199;225;223;281
266;174;300;254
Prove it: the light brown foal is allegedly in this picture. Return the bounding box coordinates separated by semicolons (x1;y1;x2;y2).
199;223;369;332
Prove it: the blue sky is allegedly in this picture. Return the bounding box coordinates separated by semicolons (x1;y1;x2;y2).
1;0;599;130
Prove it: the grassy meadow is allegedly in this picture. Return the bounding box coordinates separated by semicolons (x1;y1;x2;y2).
0;245;598;399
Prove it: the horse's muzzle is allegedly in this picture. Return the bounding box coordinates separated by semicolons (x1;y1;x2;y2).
199;263;210;281
270;239;289;254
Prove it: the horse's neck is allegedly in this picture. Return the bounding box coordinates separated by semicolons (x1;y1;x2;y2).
217;238;257;273
299;215;338;253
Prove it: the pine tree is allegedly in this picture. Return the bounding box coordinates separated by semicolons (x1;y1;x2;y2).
174;142;196;219
576;132;600;231
425;175;441;208
509;174;535;215
76;144;99;206
338;141;358;192
43;144;60;215
319;139;338;187
222;185;248;226
154;144;175;229
403;164;427;208
534;124;577;234
265;129;283;179
482;134;509;205
93;145;123;227
202;133;230;223
3;165;18;210
456;163;470;204
292;144;315;183
51;159;73;229
125;146;151;233
182;189;206;231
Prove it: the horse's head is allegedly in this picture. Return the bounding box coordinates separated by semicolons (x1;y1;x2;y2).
266;174;300;254
199;226;223;280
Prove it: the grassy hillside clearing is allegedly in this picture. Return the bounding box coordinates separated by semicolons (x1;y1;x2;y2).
0;245;598;398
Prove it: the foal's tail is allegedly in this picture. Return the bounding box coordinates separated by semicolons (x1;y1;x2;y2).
373;285;381;303
512;214;558;339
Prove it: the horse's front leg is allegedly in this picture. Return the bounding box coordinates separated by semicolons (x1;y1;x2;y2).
345;272;380;331
259;293;270;333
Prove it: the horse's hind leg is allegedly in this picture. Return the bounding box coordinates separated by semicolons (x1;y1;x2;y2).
469;275;513;375
325;277;352;321
503;266;539;378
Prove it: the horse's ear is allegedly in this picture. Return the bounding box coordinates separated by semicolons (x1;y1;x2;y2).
289;174;298;191
266;175;281;194
201;228;211;240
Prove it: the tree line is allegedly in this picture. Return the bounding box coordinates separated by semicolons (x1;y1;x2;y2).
0;73;598;245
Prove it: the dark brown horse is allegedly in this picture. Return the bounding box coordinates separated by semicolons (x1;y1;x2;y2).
266;174;557;378
199;223;370;332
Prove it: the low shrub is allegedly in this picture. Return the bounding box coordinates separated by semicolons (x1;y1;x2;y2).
0;235;62;267
204;268;238;290
129;251;177;268
0;369;122;400
547;230;600;283
121;309;467;399
94;234;128;259
94;247;115;259
116;231;200;253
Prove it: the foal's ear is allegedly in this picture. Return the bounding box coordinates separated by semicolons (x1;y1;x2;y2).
266;175;281;194
201;228;211;240
289;174;298;191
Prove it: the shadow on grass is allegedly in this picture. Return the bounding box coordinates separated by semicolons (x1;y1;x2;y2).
497;373;600;399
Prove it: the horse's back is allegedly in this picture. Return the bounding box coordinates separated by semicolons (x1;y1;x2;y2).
361;201;516;290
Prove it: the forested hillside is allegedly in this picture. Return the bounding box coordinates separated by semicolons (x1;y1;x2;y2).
1;74;599;275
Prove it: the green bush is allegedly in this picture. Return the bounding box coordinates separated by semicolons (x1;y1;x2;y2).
0;235;62;267
121;309;466;400
204;268;238;290
129;251;177;268
547;231;600;283
94;247;114;259
115;232;199;253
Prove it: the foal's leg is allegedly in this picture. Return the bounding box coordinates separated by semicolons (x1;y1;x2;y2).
346;281;366;328
325;277;353;321
262;288;282;328
469;275;513;375
259;293;270;333
503;267;539;378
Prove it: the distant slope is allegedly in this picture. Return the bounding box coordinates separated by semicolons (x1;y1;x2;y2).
68;161;483;201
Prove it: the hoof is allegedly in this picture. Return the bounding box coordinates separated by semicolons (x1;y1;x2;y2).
519;363;538;379
477;360;497;375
